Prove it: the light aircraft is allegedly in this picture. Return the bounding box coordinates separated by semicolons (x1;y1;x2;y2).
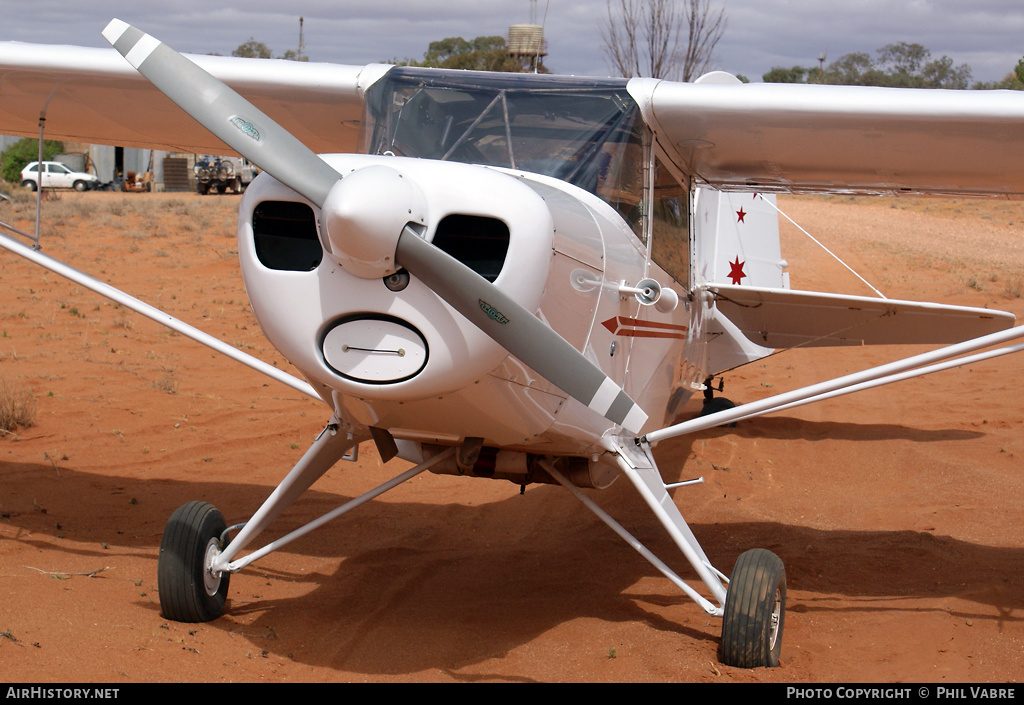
2;19;1024;669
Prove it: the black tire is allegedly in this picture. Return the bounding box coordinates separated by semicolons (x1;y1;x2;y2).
700;396;737;427
73;180;88;192
157;501;230;622
700;396;736;416
719;548;786;668
21;180;37;192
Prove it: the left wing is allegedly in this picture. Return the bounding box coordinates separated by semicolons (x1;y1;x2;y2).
631;78;1024;197
0;41;385;154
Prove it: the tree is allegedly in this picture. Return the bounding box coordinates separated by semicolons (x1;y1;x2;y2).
600;0;726;82
763;43;972;89
230;39;308;62
973;58;1024;90
232;39;272;59
395;35;543;73
761;65;811;84
1;138;63;184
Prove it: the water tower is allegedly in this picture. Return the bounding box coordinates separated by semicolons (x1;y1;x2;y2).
508;24;546;72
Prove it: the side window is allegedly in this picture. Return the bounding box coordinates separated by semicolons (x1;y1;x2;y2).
649;158;689;286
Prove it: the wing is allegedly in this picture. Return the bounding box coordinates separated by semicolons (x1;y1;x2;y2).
0;41;386;155
631;77;1024;197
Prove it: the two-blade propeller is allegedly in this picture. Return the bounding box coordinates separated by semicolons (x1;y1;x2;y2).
103;19;648;435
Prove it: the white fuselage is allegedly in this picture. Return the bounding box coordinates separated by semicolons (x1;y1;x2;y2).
238;154;701;464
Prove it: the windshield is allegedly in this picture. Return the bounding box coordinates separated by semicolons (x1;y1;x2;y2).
363;68;646;232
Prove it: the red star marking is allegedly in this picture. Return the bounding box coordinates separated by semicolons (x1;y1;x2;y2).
736;207;747;223
728;257;746;285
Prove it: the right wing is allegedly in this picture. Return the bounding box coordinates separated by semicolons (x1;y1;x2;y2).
0;41;388;154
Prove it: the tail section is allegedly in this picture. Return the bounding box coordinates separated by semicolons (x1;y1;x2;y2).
693;189;788;290
693;188;788;373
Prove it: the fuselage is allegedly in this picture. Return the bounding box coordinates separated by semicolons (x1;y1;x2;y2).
236;68;706;482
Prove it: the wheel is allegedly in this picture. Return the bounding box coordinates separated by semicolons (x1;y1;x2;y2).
21;180;37;192
700;396;735;416
73;180;88;192
700;396;737;427
719;548;786;668
157;501;231;622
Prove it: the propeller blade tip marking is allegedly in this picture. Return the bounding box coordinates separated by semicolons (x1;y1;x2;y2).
102;19;160;70
101;18;129;43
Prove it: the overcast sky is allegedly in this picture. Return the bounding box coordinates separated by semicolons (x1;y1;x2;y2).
3;1;1023;85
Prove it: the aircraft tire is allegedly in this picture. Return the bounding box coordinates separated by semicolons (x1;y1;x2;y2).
157;501;230;623
719;548;785;668
700;396;735;416
700;397;737;427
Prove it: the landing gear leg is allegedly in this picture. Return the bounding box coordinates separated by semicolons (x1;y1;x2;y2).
157;420;359;622
719;548;786;668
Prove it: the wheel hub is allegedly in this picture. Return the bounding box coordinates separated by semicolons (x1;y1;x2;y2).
202;537;224;596
768;587;782;649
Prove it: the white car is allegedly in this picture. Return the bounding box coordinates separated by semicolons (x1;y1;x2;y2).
20;161;100;191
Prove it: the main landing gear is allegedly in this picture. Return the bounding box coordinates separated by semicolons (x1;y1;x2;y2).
154;421;787;668
547;439;786;668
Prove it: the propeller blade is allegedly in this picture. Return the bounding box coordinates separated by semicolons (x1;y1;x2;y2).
397;230;649;434
103;19;649;434
102;18;340;208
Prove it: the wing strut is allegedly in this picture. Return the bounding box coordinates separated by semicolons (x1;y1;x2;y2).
0;227;318;400
643;325;1024;444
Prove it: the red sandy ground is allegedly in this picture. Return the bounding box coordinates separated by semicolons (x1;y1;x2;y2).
0;191;1022;683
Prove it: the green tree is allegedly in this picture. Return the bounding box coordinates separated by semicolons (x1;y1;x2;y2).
232;39;272;59
761;65;811;83
763;43;972;89
394;35;544;73
230;39;307;61
1;138;63;184
973;58;1024;90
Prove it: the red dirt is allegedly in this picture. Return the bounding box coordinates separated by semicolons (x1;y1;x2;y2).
1;191;1022;683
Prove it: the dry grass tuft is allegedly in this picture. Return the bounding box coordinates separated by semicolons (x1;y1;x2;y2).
0;379;36;433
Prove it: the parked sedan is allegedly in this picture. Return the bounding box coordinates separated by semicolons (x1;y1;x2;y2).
20;161;100;191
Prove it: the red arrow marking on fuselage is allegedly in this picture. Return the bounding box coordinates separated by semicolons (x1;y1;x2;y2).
602;316;688;339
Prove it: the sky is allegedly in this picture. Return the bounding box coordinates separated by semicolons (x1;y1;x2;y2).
3;0;1023;85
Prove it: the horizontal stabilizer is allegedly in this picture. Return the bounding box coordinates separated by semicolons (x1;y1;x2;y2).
707;284;1015;348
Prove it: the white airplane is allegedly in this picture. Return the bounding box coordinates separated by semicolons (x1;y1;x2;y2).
3;19;1024;669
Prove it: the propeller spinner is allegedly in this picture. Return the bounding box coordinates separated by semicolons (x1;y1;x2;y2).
102;19;649;435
